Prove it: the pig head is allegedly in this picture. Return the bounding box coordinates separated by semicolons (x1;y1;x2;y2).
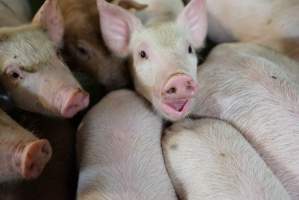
98;0;207;121
0;109;52;182
0;0;89;118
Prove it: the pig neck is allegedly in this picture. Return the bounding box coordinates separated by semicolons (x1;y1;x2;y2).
0;0;29;27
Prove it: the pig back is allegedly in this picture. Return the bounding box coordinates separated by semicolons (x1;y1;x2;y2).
77;89;177;200
194;43;299;199
163;118;290;200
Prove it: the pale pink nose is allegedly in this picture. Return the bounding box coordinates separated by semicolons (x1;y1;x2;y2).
163;75;198;99
60;89;90;118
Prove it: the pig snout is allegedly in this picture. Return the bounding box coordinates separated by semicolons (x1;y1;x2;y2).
58;88;90;118
161;74;198;119
18;139;52;180
10;139;52;180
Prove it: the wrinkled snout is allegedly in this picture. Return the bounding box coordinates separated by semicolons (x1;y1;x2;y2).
161;74;198;120
59;88;90;118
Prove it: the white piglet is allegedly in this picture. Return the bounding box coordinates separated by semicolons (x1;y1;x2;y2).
194;43;299;199
97;0;207;121
163;119;290;200
76;90;177;200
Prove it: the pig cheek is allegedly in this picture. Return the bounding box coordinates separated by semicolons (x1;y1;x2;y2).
183;56;198;80
133;61;158;98
16;74;57;115
13;77;47;113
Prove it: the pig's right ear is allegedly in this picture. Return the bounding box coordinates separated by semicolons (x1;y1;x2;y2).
32;0;64;48
97;0;142;57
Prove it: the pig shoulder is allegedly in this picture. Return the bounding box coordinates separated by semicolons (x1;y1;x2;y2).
163;118;290;200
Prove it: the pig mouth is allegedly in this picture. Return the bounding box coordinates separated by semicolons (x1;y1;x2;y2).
165;99;188;112
161;98;193;119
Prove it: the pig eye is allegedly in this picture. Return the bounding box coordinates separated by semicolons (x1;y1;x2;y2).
4;65;24;80
7;69;23;80
188;45;193;54
76;45;90;60
139;50;148;59
78;46;88;56
56;50;63;59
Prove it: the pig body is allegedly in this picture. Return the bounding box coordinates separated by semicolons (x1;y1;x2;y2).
0;0;89;118
206;0;299;60
163;118;290;200
76;90;177;200
0;108;52;182
0;0;31;27
98;0;207;121
193;43;299;199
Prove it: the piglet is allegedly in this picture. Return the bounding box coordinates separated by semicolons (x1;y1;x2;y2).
0;109;52;182
76;90;177;200
163;118;290;200
205;0;299;61
193;43;299;199
0;0;89;118
97;0;207;121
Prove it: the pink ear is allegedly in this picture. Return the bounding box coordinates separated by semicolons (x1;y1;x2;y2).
32;0;64;47
177;0;207;49
97;0;142;57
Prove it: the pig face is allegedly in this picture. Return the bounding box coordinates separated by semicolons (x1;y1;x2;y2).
98;0;207;121
0;0;89;118
61;6;128;90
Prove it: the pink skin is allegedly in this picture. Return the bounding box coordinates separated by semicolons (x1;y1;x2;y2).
161;74;198;119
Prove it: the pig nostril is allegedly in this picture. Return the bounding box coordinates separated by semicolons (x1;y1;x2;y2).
166;87;176;94
187;85;194;90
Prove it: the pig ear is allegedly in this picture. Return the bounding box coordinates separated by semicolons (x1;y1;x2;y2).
177;0;207;49
97;0;142;57
32;0;64;47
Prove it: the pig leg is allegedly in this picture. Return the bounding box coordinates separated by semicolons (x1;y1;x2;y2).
76;89;177;200
0;109;52;182
163;119;290;200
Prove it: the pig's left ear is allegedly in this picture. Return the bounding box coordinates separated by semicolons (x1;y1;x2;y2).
32;0;64;48
177;0;207;49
